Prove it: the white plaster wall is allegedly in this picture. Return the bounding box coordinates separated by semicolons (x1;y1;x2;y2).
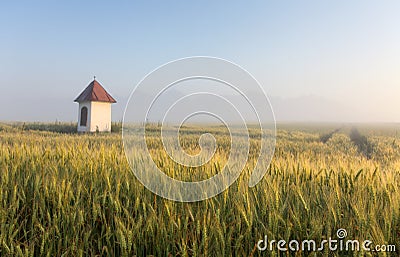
89;101;112;132
77;102;91;132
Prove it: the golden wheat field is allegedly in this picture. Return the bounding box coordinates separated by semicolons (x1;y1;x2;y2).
0;123;399;256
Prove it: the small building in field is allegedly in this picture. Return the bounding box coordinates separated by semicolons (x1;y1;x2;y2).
74;78;116;132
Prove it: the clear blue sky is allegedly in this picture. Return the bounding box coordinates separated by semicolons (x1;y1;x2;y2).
1;1;399;122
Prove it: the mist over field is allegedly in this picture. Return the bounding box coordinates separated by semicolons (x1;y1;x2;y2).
0;92;389;123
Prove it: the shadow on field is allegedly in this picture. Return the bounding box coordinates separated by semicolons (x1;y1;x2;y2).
349;127;374;159
319;128;342;143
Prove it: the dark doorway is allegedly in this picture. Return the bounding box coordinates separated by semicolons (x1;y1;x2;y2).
80;107;88;126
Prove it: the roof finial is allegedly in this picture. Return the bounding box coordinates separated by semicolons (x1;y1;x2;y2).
94;75;96;81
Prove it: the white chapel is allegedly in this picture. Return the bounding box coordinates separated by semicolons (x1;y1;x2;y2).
74;78;116;132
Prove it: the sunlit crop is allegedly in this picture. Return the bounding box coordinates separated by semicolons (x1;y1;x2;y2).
0;123;399;256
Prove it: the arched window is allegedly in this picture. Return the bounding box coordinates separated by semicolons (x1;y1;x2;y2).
80;107;88;126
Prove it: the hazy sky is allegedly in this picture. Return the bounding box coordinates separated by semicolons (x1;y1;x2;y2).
1;1;399;122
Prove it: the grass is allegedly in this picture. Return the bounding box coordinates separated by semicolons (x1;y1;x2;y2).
0;123;399;256
0;121;123;134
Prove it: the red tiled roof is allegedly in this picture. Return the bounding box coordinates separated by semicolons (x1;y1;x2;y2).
74;79;116;103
